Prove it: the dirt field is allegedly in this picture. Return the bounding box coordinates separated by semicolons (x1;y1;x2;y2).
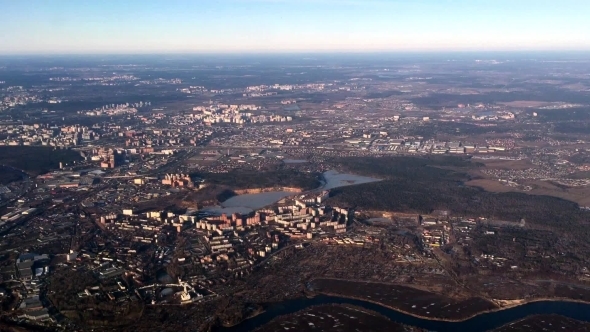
466;157;590;206
526;182;590;207
310;279;498;320
475;159;536;170
466;178;590;206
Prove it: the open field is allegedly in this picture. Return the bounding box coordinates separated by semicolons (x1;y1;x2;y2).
474;158;536;170
466;178;590;207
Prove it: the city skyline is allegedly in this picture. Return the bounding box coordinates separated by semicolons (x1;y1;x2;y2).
1;0;589;54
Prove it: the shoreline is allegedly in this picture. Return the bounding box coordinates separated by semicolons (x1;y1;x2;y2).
221;289;590;330
221;308;267;329
233;187;303;195
308;277;590;321
311;291;590;323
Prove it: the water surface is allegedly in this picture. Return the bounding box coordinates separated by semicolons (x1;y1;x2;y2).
217;295;590;332
202;170;380;215
202;191;294;215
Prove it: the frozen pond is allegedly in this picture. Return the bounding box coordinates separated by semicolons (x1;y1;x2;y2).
321;170;380;190
202;191;295;215
201;170;380;215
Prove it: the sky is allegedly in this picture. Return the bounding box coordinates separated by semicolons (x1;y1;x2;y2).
0;0;589;54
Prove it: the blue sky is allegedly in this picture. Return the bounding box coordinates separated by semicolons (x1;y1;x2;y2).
0;0;588;54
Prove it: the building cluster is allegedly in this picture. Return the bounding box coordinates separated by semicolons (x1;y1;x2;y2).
9;253;53;322
0;124;100;147
471;111;515;121
122;126;213;148
0;86;42;111
366;138;510;154
94;148;126;169
273;204;349;239
161;173;194;187
179;86;207;94
322;235;378;246
245;83;327;92
101;209;192;236
179;82;329;97
0;208;36;228
196;228;276;280
49;75;138;83
190;104;292;125
198;212;264;230
139;78;182;85
78;102;148;116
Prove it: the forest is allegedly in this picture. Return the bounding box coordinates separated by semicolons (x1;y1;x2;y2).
326;156;590;229
0;146;82;176
193;168;321;191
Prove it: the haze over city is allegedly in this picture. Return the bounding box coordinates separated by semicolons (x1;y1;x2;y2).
1;0;590;54
3;1;590;332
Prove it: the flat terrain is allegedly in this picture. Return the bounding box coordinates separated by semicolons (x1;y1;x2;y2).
254;304;424;332
463;158;590;206
475;158;536;170
466;177;590;206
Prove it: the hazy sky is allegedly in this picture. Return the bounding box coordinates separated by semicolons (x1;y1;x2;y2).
1;0;589;54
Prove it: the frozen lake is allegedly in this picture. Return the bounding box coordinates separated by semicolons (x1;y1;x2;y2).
201;170;380;215
202;191;294;215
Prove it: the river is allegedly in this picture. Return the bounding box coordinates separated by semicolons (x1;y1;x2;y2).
217;295;590;332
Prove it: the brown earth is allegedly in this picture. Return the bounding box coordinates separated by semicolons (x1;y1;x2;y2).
475;159;536;170
466;178;590;206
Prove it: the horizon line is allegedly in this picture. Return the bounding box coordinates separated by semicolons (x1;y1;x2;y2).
2;49;590;57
